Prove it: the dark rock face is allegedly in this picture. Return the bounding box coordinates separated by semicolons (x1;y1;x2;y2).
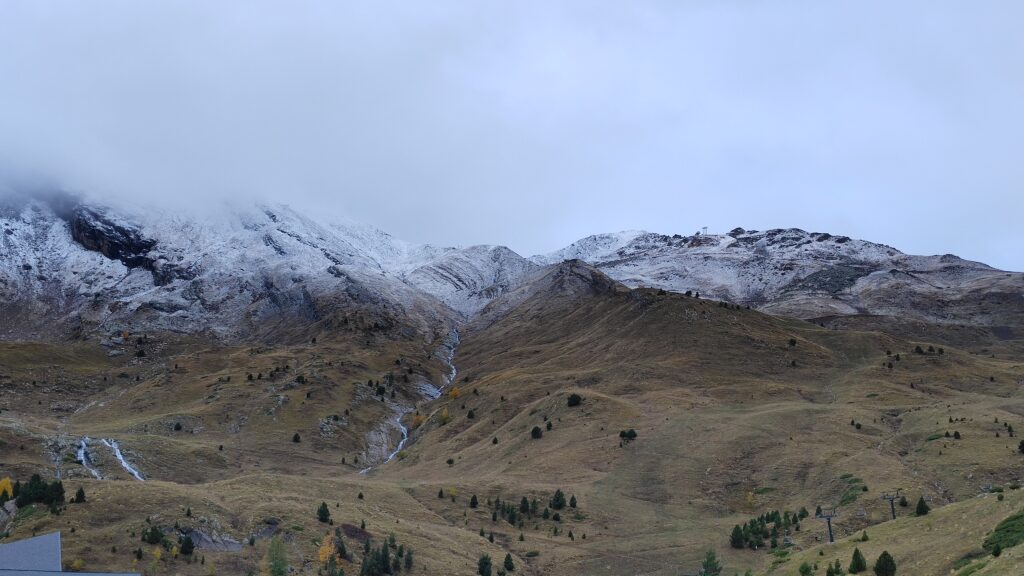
67;206;157;269
60;204;193;286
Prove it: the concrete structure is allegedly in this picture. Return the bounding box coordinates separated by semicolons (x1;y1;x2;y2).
0;532;138;576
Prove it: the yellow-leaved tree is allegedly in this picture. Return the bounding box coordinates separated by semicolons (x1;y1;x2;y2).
439;408;450;425
318;533;335;565
411;414;425;428
448;387;460;400
0;477;12;501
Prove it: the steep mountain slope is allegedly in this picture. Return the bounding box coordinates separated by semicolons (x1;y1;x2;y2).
532;228;1024;330
3;261;1023;575
381;261;1024;575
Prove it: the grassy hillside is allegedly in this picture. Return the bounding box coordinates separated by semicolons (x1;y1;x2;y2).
2;262;1023;575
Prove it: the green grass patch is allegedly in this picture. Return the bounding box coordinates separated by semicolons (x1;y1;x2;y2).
839;473;854;480
983;509;1024;552
926;433;943;441
525;551;539;558
956;560;988;576
866;393;878;398
952;550;988;570
754;487;776;495
839;488;862;506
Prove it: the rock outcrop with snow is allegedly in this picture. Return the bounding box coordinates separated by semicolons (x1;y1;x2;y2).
1;192;1020;340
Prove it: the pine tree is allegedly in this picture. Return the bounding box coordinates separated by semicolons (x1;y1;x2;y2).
520;497;529;514
531;426;543;439
179;535;195;556
74;487;86;503
569;495;577;508
470;494;478;508
550;489;567;510
292;433;301;443
317;501;331;523
700;550;722;576
849;547;867;573
872;551;896;576
405;549;413;570
730;525;745;549
915;496;930;516
503;553;515;571
478;554;493;576
265;537;288;576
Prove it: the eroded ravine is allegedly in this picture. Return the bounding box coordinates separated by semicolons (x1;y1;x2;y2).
360;329;459;473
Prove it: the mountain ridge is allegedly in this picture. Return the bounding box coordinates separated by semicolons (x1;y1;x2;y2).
1;192;1021;341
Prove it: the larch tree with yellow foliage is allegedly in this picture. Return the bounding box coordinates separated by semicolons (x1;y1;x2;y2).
318;533;336;565
440;407;451;425
0;477;12;501
448;387;460;400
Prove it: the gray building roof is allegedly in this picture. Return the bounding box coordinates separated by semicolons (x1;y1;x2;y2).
0;531;61;571
0;532;138;576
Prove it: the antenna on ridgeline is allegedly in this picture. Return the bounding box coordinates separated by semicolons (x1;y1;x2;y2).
816;506;839;543
702;226;708;236
881;488;902;520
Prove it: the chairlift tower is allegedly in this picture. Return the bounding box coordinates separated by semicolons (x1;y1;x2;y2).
881;489;902;520
816;507;839;543
702;226;708;236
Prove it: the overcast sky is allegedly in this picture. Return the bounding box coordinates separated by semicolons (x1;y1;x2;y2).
1;2;1022;270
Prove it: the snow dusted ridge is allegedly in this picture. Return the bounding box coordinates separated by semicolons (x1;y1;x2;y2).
531;228;1024;325
1;192;1021;336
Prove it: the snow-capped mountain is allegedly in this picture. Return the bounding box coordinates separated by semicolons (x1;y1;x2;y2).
1;192;1021;341
0;192;533;339
531;227;1024;327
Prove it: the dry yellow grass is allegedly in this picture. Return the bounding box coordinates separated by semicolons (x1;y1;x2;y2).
2;264;1024;575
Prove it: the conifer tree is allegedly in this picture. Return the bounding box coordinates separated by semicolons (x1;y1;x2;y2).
872;551;896;576
478;554;493;576
317;502;331;523
700;550;722;576
503;553;515;571
915;496;930;516
730;525;745;549
550;489;567;510
849;547;867;573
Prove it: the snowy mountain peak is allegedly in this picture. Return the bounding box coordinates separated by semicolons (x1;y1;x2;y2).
1;192;1021;339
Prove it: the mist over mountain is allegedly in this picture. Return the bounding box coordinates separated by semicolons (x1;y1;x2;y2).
2;191;1020;344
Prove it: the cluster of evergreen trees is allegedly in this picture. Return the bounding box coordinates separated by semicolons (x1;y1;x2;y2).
480;490;576;529
729;508;808;550
477;553;515;576
842;547;895;575
12;474;65;511
358;534;413;576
